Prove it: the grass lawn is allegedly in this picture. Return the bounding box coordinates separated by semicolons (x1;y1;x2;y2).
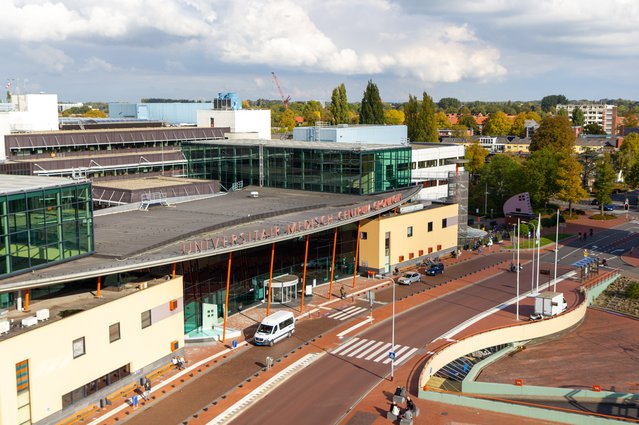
503;233;571;250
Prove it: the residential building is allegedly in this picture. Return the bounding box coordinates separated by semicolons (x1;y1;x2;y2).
557;103;618;135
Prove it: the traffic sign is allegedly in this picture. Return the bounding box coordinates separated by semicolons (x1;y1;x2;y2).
389;351;396;360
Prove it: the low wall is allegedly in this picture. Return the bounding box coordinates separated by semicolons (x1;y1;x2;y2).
423;390;633;425
418;272;620;396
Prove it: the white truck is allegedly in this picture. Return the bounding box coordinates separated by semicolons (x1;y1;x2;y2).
530;292;567;320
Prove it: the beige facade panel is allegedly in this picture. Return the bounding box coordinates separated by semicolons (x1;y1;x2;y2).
359;204;458;272
0;277;184;424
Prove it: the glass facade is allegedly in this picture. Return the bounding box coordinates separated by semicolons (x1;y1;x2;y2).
181;142;412;195
182;223;358;334
0;182;94;280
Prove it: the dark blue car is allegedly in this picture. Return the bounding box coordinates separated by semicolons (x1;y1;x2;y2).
603;204;615;211
424;263;444;276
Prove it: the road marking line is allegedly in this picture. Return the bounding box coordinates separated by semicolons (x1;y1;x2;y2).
394;347;418;366
382;345;411;364
336;318;373;339
327;305;359;318
207;353;323;425
365;343;392;360
335;307;367;321
331;337;361;355
337;338;370;357
355;340;385;358
347;339;377;357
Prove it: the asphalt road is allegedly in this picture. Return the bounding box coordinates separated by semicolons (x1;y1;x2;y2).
231;255;570;425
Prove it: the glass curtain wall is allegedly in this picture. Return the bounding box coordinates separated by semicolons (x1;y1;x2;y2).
0;183;93;280
182;142;412;195
182;223;358;334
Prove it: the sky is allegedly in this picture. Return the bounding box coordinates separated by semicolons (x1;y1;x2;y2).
1;0;638;104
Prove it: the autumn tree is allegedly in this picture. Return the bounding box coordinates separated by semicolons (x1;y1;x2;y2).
465;141;488;177
482;111;512;136
435;111;450;129
593;154;616;214
623;113;639;129
571;107;585;127
616;133;639;179
510;111;541;137
384;109;404;125
556;154;588;215
530;115;576;154
278;108;296;132
359;80;384;124
330;83;349;124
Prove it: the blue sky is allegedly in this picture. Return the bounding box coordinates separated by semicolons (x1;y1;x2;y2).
1;0;638;104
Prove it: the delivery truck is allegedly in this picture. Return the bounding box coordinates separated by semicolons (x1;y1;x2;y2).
530;292;567;320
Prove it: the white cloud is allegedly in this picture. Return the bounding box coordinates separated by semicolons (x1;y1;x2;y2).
80;57;115;73
21;45;73;73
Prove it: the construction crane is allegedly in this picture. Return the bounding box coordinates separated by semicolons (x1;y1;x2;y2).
271;72;291;110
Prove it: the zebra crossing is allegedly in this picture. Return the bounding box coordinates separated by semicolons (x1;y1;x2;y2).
331;337;418;365
327;305;368;321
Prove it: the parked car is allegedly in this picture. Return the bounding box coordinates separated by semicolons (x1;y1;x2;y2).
603;204;615;211
529;313;543;321
397;272;421;285
424;263;445;276
590;199;599;205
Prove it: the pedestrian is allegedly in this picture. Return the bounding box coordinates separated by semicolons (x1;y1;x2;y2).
340;286;346;299
171;356;179;370
589;228;593;237
132;394;139;409
179;356;186;369
390;401;400;417
143;378;151;401
578;232;582;240
394;266;399;275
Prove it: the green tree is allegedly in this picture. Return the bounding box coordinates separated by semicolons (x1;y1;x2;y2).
571;107;585;127
419;91;438;142
583;123;606;135
465;141;488;176
435;111;450;129
302;100;323;125
625;162;639;189
530;115;576;154
438;97;461;113
330;83;349;124
384;109;404;125
359;80;384;124
405;95;421;142
555;154;588;215
482;111;512;136
522;149;562;209
593;154;616;214
476;154;523;214
458;114;479;134
616;133;639;179
540;94;568;112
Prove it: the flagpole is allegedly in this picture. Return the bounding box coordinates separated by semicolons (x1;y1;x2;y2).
536;212;541;294
516;218;520;320
554;209;559;291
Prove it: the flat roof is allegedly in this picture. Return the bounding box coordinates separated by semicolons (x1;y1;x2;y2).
0;175;81;195
189;139;403;151
0;185;422;290
92;176;206;191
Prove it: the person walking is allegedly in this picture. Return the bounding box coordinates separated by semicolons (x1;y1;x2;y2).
143;378;151;401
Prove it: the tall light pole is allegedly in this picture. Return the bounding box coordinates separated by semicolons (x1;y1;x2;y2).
516;218;520;320
554;209;559;291
484;183;489;216
390;277;396;381
536;212;541;294
528;221;536;294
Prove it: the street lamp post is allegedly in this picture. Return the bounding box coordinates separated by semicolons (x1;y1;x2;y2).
516;218;520;320
554;209;559;291
390;277;396;381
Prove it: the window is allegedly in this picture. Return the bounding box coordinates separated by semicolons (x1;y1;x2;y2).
427;222;433;232
398;255;404;262
141;310;152;329
442;218;448;228
72;337;85;358
360;232;368;240
109;323;120;343
407;226;413;237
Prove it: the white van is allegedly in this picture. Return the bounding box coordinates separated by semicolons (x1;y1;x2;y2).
254;311;295;346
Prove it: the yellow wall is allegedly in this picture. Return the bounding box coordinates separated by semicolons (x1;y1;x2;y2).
359;204;458;272
0;277;184;424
